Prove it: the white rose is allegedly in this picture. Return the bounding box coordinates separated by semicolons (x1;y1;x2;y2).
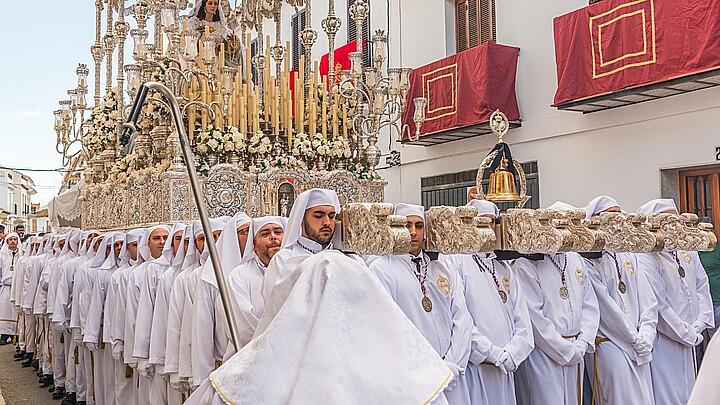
196;144;208;154
207;139;219;150
224;142;234;152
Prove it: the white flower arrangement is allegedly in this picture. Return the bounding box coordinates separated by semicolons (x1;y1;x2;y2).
247;130;272;155
106;152;138;183
328;137;352;159
137;97;170;133
83;89;120;156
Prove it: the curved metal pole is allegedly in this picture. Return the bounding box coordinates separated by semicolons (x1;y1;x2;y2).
121;81;241;351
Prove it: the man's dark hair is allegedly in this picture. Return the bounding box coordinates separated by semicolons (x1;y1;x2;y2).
0;225;5;233
15;224;25;230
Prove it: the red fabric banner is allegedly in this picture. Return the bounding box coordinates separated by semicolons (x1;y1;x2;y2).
319;40;364;85
553;0;720;105
400;42;520;141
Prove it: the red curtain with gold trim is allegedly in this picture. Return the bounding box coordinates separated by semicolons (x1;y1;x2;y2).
553;0;720;105
401;42;520;140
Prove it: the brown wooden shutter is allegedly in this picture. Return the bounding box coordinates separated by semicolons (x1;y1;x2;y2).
456;0;469;52
457;0;496;53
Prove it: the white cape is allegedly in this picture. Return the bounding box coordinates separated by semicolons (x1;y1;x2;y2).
203;251;451;404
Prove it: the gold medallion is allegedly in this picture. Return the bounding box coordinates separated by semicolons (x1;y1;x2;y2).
502;276;510;292
559;285;569;300
422;295;433;312
618;281;627;294
678;265;686;278
498;290;508;303
681;250;692;264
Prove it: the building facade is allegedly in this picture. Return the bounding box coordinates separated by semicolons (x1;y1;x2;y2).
254;0;720;225
0;167;38;232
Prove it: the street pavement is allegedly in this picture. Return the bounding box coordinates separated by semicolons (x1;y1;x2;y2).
0;344;56;405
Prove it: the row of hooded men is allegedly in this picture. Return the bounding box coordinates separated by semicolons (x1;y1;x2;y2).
0;189;712;405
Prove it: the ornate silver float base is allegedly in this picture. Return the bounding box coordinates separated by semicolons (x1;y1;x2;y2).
82;165;386;230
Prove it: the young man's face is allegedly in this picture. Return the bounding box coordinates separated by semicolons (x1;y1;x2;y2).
253;223;284;266
406;215;425;256
114;240;123;258
6;236;18;250
149;229;170;259
15;227;25;236
127;241;138;261
301;205;337;247
171;231;184;256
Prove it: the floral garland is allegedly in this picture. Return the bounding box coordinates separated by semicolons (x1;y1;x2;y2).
137;97;170;134
83;89;119;157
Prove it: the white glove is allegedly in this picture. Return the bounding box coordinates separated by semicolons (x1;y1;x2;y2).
86;342;98;352
443;361;461;392
23;308;31;315
695;333;704;346
498;350;516;373
485;345;505;366
632;333;652;356
169;373;185;392
138;359;154;378
566;339;588;366
112;343;124;361
692;321;706;335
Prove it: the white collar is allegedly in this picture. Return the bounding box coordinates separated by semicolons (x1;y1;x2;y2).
296;236;332;254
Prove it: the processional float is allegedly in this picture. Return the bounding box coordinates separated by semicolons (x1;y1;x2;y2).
57;0;715;352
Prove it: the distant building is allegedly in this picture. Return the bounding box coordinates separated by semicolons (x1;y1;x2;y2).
0;167;38;232
27;203;49;234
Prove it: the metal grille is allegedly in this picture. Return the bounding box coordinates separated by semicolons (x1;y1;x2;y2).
421;161;539;210
347;0;372;67
291;9;306;71
251;38;258;85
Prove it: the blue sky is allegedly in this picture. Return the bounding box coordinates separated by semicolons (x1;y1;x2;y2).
0;3;98;205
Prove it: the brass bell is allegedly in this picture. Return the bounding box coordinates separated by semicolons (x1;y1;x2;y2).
485;158;521;202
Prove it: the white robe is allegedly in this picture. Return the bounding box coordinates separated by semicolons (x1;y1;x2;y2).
638;250;714;405
447;253;534;405
0;249;20;334
512;254;599;405
688;332;720;405
225;259;267;352
584;252;658;405
371;252;473;404
186;251;453;405
85;263;117;405
107;262;137;405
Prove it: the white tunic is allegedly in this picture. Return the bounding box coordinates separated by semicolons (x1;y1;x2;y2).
148;263;182;367
84;263;117;346
134;259;170;361
226;259;267;350
513;254;599;405
447;253;534;404
584;252;658;405
0;249;20;334
123;262;151;367
638;250;714;405
109;262;136;357
164;269;190;379
371;252;473;404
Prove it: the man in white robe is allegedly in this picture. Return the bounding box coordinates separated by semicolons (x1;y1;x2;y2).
53;232;93;405
124;225;169;404
0;233;22;346
637;198;714;405
513;202;599;405
11;236;36;360
582;195;658;404
148;224;187;405
48;230;80;400
226;216;286;351
85;233;122;405
178;217;228;389
74;234;109;405
371;203;473;404
445;200;533;405
261;188;343;303
186;251;454;405
37;236;66;387
192;213;251;389
20;235;51;367
135;223;185;405
165;222;201;398
108;229;143;405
